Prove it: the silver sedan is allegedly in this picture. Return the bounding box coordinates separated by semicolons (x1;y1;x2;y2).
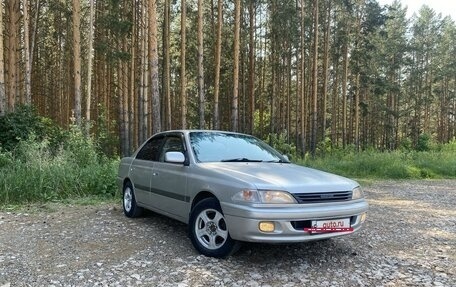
117;130;369;257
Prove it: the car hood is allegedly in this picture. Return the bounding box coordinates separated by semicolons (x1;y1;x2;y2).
199;162;358;193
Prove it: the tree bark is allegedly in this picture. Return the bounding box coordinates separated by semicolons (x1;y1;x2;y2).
7;0;19;111
231;0;241;132
149;0;161;134
197;0;205;129
138;0;148;143
0;1;5;116
310;0;319;157
248;0;255;134
300;0;306;156
85;0;94;125
122;41;130;154
72;0;82;125
30;0;40;83
213;0;222;130
164;0;171;130
321;2;331;145
130;0;137;148
342;43;348;149
23;0;31;105
180;0;187;129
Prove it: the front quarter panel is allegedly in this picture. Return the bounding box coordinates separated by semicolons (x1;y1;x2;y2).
186;164;257;212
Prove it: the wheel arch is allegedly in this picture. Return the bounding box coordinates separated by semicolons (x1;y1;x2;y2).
191;191;218;211
123;177;132;188
122;178;137;197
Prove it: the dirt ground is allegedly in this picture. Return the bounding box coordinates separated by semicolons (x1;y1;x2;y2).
0;180;455;286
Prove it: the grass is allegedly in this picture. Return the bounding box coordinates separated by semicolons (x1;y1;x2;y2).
0;131;119;207
298;146;456;180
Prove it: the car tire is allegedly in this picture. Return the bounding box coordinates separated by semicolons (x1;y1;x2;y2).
189;197;240;258
122;181;143;218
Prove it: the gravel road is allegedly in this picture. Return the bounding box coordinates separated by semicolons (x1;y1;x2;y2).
0;180;455;287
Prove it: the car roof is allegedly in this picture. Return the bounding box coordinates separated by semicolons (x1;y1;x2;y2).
154;130;249;136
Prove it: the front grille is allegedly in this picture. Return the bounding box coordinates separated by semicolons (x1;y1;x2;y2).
293;191;352;204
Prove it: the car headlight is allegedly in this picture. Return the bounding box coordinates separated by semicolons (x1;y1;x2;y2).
352;186;364;200
232;190;297;204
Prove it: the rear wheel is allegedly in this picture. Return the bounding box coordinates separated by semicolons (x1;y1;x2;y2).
122;181;143;218
189;197;239;258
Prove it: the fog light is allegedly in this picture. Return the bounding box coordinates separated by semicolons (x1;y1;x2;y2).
360;213;367;223
259;221;275;232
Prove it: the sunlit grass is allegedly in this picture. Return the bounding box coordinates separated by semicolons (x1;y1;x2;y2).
0;133;119;207
298;147;456;179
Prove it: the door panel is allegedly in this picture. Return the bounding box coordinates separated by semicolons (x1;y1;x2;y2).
129;135;164;206
150;162;189;220
129;159;154;205
148;134;190;220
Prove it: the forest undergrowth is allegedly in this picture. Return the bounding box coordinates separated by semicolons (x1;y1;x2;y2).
1;107;455;206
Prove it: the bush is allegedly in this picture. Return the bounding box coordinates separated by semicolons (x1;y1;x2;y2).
415;133;434;151
0;105;66;151
0;125;119;205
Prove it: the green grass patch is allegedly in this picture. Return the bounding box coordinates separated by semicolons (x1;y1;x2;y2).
0;130;119;207
298;147;456;180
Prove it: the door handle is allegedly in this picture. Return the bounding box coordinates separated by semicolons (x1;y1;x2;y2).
152;172;159;176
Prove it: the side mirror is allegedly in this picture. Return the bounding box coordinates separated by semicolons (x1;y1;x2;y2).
283;155;290;162
165;151;186;164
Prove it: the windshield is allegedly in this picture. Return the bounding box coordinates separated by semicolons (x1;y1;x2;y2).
189;132;287;163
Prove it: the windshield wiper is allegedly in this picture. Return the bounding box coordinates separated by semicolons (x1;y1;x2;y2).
265;159;290;163
221;158;263;162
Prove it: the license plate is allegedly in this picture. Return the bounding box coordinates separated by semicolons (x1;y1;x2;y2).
305;218;353;233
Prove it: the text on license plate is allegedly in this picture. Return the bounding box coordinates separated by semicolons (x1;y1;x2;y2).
304;218;353;233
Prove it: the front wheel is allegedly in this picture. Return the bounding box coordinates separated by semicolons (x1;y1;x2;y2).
122;181;143;218
189;198;240;258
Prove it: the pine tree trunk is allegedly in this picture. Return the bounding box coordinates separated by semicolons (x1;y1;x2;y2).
23;0;31;105
7;0;19;111
164;0;171;130
213;0;222;129
130;0;137;148
138;1;147;143
354;14;361;151
355;73;360;151
310;0;319;157
331;58;339;147
321;2;330;146
72;0;82;125
270;2;277;137
231;0;241;132
300;0;306;156
197;0;205;129
180;0;187;129
342;43;348;149
248;0;255;134
86;0;94;124
286;46;291;143
0;1;5;116
122;41;131;154
119;64;127;156
259;22;266;138
30;0;40;89
149;0;161;134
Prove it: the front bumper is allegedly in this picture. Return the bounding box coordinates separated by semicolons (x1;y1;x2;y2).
221;200;368;243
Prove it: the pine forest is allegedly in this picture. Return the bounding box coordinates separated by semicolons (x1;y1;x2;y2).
0;0;455;157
